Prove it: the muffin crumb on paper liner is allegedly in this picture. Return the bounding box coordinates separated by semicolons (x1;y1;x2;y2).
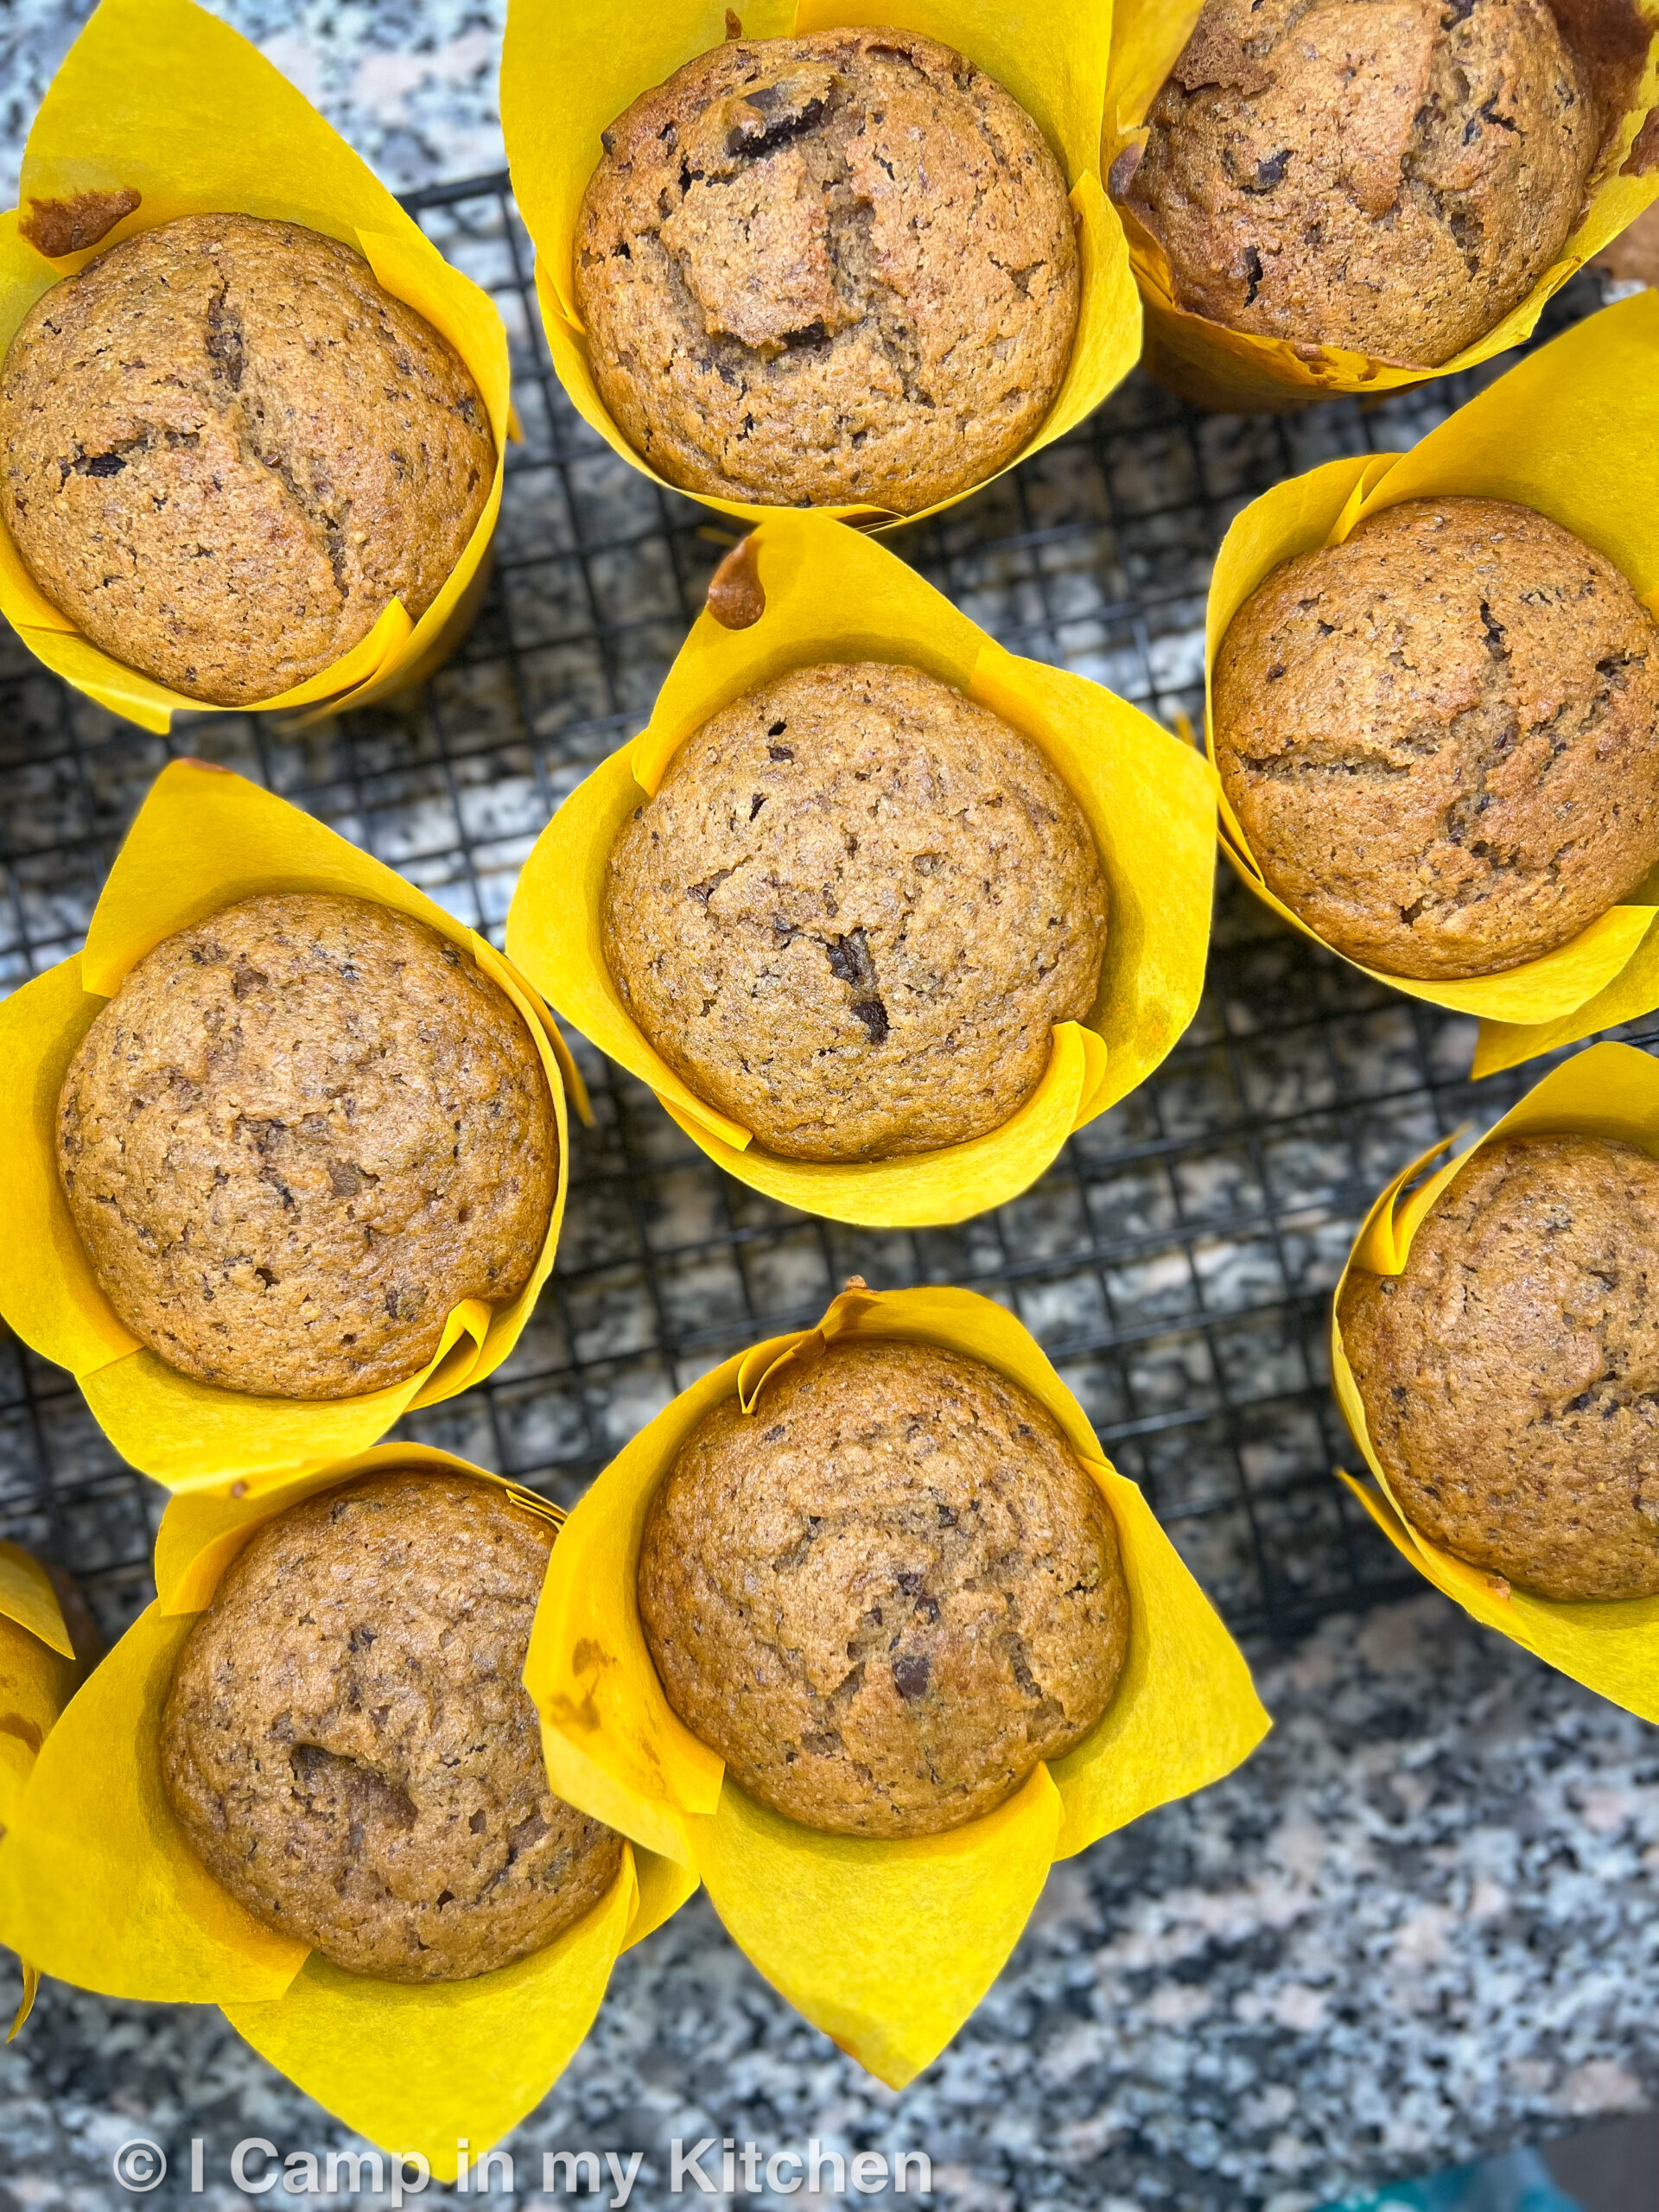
1106;0;1659;412
0;1545;95;2038
505;512;1216;1229
524;1284;1268;2088
0;0;511;734
1204;292;1659;1071
0;760;588;1493
1332;1043;1659;1725
0;1446;696;2180
500;0;1196;531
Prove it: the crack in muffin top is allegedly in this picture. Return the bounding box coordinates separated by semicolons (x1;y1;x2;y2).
575;29;1080;512
1340;1135;1659;1600
637;1338;1130;1837
162;1473;621;1982
0;213;494;703
601;661;1109;1161
1213;498;1659;980
1123;0;1603;366
57;891;556;1400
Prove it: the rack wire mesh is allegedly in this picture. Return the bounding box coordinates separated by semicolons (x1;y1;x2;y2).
0;171;1641;1650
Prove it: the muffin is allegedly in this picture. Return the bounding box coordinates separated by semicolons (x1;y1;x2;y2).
1340;1135;1659;1601
1212;497;1659;980
574;29;1079;512
637;1338;1129;1837
1123;0;1600;367
0;213;494;704
57;892;556;1400
602;661;1109;1160
162;1473;621;1981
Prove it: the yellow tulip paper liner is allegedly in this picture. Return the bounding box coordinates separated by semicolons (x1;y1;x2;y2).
0;1544;94;2038
1332;1043;1659;1723
501;0;1195;531
0;1446;697;2180
525;1284;1268;2088
0;759;589;1491
507;512;1216;1228
1205;293;1659;1065
1106;0;1659;412
0;0;512;734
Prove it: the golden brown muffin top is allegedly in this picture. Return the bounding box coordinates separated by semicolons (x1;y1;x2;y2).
574;29;1079;512
602;661;1108;1161
58;892;556;1401
638;1338;1129;1838
1341;1135;1659;1601
162;1474;621;1982
1213;498;1659;980
0;213;494;703
1124;0;1600;366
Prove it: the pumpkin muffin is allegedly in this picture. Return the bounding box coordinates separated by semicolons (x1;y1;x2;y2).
638;1338;1129;1837
1340;1134;1659;1602
574;29;1079;512
162;1473;620;1981
1122;0;1600;367
602;661;1109;1160
0;213;494;703
57;892;556;1400
1213;497;1659;980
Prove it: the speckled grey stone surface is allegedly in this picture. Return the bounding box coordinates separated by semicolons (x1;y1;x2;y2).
0;10;1656;2211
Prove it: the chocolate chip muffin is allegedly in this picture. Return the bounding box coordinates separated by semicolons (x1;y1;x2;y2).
602;662;1109;1160
1123;0;1600;366
1340;1134;1659;1600
638;1338;1129;1837
1213;498;1659;979
162;1474;620;1980
58;892;556;1400
0;213;494;704
575;29;1079;512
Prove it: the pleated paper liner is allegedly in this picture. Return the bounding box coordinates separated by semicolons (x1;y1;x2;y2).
506;510;1217;1228
1203;293;1659;1074
0;0;512;733
0;760;588;1491
1332;1044;1659;1725
1104;0;1659;414
501;0;1195;531
525;1283;1269;2088
0;1545;96;2037
0;1446;698;2181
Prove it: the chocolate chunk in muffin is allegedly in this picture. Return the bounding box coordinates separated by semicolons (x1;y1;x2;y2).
1124;0;1600;366
575;29;1079;512
638;1338;1129;1837
162;1473;620;1980
0;213;494;703
1213;498;1659;979
1340;1134;1659;1600
58;892;556;1400
602;661;1108;1160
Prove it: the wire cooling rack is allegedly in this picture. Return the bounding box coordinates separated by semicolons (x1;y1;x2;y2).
0;171;1641;1649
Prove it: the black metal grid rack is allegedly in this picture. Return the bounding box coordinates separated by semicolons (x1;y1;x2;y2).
0;171;1641;1649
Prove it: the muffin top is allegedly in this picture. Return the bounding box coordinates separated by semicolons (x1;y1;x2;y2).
1123;0;1599;366
637;1338;1129;1837
1340;1135;1659;1601
574;29;1079;512
58;892;556;1401
1213;498;1659;980
162;1474;621;1982
0;213;494;704
602;661;1109;1160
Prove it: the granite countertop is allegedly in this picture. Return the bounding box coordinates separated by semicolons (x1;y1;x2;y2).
0;10;1656;2210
